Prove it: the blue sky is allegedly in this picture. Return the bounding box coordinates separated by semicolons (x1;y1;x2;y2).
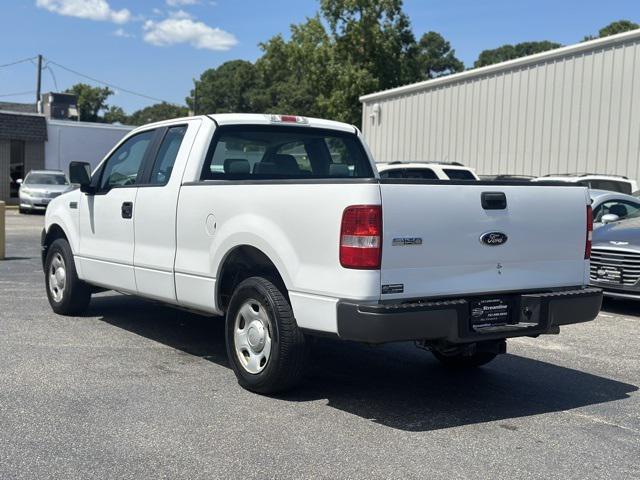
1;0;639;113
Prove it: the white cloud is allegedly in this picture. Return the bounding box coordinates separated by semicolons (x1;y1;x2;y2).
166;0;199;6
36;0;131;24
113;28;133;38
143;13;237;51
169;9;192;20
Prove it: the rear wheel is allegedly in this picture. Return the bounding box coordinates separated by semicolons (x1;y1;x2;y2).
225;276;308;394
432;350;497;368
45;238;91;315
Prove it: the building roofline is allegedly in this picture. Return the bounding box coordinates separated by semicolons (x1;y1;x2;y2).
47;119;135;130
360;28;640;103
0;110;45;118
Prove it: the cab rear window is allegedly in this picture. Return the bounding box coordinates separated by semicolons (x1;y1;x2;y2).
201;125;374;180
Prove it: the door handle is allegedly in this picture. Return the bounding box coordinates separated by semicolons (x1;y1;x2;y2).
121;202;133;219
481;192;507;210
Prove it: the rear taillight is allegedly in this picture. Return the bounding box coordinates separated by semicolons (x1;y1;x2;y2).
340;205;382;269
585;205;593;259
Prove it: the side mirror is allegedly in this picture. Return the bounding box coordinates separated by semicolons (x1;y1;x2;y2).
601;213;620;224
69;161;94;194
16;178;23;185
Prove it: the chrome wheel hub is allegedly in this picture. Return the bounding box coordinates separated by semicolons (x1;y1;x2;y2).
234;299;272;374
48;253;66;303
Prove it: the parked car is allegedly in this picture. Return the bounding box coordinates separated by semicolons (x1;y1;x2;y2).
590;189;640;228
480;174;534;182
41;113;601;393
376;161;479;180
590;216;640;299
532;173;638;194
18;170;74;214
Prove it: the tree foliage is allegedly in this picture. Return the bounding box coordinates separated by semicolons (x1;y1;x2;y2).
416;31;464;79
187;60;260;115
584;19;639;41
128;103;189;125
102;105;128;124
65;83;113;122
474;41;562;68
186;0;463;126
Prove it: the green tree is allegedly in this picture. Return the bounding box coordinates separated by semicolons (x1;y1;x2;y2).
187;60;261;114
103;106;128;124
128;102;188;125
255;17;341;117
584;19;639;41
65;83;113;122
474;41;562;68
188;0;461;126
321;0;418;90
415;31;464;79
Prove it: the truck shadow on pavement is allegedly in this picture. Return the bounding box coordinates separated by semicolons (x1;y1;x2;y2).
91;294;637;433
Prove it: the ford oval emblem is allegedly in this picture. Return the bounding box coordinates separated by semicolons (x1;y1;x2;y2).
480;231;508;246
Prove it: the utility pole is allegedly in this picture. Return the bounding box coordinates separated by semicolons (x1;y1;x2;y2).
192;78;198;116
35;54;43;113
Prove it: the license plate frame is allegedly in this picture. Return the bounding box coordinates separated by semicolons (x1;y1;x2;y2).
469;296;512;328
595;265;623;284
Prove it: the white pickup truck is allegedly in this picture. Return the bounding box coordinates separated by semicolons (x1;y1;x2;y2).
42;113;602;393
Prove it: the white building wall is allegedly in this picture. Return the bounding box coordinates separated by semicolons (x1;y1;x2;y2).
361;29;640;182
45;120;134;172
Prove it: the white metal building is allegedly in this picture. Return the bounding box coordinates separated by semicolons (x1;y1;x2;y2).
45;120;134;172
360;29;640;181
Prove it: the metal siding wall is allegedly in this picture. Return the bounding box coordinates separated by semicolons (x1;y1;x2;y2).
363;35;640;181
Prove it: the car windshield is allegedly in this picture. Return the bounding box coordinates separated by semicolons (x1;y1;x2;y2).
25;173;68;185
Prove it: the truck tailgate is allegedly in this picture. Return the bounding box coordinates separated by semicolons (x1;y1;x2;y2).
380;182;589;299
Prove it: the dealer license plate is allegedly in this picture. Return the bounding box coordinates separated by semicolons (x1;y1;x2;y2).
470;297;512;327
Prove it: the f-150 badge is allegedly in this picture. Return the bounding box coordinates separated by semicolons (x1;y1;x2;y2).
392;237;423;246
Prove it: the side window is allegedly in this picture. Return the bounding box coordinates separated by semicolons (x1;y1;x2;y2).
588;180;630;194
379;168;438;179
100;130;155;190
149;126;187;185
443;168;476;180
595;200;640;222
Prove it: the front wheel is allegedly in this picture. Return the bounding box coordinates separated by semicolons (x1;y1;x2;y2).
45;238;92;315
225;276;308;394
432;350;497;369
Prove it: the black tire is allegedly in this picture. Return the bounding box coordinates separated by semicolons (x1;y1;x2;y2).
19;207;28;214
44;238;92;315
225;276;308;394
432;350;497;369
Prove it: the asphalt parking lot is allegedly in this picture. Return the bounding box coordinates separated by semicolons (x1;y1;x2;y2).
0;209;639;479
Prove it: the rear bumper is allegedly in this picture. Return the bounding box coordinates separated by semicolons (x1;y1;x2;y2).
336;287;602;344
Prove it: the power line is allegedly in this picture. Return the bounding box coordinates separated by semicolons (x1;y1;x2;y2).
45;58;177;105
0;56;38;69
43;62;59;92
0;90;36;98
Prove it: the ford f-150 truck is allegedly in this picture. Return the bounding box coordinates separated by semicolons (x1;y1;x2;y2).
42;113;602;393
